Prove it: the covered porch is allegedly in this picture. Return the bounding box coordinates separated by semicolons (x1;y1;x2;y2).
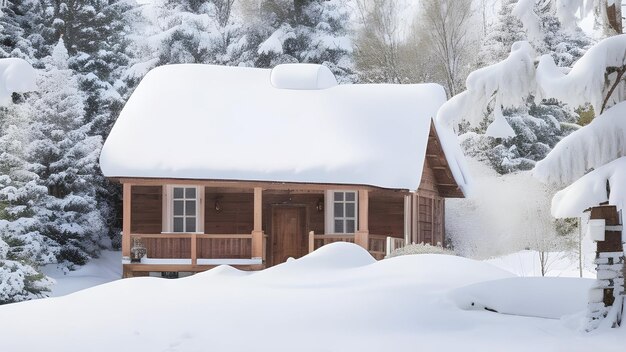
120;179;416;277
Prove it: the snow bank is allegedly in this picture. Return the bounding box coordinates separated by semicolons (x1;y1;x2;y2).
485;248;597;278
0;58;37;105
534;101;626;186
100;64;465;192
536;34;626;113
551;156;626;217
0;242;622;352
450;277;594;319
41;251;122;297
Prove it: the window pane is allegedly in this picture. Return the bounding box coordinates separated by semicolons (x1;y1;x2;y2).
173;217;184;232
186;217;196;232
173;200;184;216
334;202;343;217
173;187;184;199
185;200;196;216
345;203;355;218
345;192;355;201
185;187;196;199
334;192;343;201
334;220;344;233
346;220;355;233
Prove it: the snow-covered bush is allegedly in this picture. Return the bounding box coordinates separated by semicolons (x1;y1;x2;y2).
0;255;53;304
386;243;456;259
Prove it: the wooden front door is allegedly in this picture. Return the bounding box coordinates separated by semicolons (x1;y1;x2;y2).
271;206;306;266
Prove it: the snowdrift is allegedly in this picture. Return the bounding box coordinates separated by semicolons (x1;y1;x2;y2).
450;277;594;319
0;243;622;352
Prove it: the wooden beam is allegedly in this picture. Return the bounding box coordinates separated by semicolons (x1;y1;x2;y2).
308;231;315;253
122;183;131;258
191;233;197;266
411;194;417;244
251;187;263;259
355;189;369;250
403;195;411;245
114;177;409;194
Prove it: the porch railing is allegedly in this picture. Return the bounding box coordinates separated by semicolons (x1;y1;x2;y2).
129;232;266;265
307;231;406;260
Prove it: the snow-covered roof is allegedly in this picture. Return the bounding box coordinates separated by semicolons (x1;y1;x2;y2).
100;64;469;192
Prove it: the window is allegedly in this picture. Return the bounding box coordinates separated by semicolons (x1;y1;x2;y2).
163;186;202;232
332;191;357;233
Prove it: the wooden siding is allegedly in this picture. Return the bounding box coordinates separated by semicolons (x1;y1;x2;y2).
204;191;254;234
425;122;464;198
130;186;162;234
368;194;404;238
197;237;251;259
143;237;191;259
413;157;446;246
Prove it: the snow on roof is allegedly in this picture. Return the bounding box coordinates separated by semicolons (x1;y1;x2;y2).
100;64;467;192
0;58;37;105
551;157;626;218
534;101;626;186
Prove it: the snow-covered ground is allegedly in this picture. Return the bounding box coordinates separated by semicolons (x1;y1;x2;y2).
0;243;624;351
41;250;122;297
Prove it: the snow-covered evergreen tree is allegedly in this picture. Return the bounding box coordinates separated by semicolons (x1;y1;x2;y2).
477;0;526;66
26;39;106;267
144;0;247;67
249;0;354;81
0;103;55;304
0;0;37;60
460;0;593;174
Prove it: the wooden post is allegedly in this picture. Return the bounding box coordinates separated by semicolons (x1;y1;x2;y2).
191;233;197;266
413;194;419;244
308;231;315;253
403;195;411;245
355;189;369;250
386;236;393;257
251;187;263;259
586;204;624;330
122;183;132;259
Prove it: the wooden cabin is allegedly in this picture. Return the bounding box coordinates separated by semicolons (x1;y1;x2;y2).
99;64;470;278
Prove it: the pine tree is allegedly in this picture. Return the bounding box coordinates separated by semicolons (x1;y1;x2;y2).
150;0;247;66
477;0;526;67
26;39;106;267
0;102;55;304
0;0;37;60
250;0;354;81
465;1;593;174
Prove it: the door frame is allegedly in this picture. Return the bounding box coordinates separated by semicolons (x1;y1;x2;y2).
270;204;308;266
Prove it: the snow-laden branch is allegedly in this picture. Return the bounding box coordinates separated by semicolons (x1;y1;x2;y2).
551;156;626;218
534;100;626;186
536;34;626;113
436;41;536;135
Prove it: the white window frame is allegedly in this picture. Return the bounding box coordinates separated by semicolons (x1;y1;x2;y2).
162;185;204;234
324;190;358;234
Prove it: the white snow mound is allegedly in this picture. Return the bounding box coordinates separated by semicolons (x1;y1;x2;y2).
270;63;337;90
450;277;594;319
0;58;37;105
